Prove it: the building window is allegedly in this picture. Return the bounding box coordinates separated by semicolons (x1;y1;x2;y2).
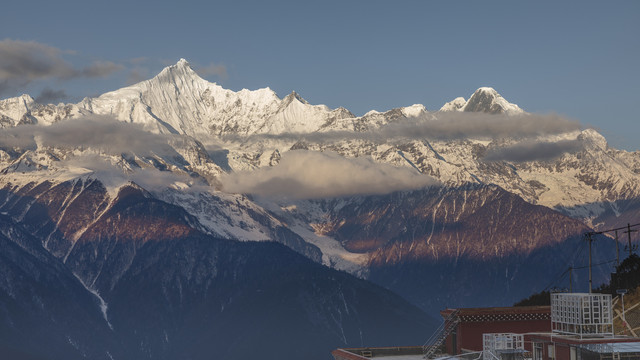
548;344;555;360
533;343;543;360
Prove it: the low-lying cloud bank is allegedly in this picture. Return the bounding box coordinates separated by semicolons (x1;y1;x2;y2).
0;115;177;157
61;155;197;191
226;112;582;145
220;150;438;199
0;116;204;190
482;139;584;162
422;112;581;140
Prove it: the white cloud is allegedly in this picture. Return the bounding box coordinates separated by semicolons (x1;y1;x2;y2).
231;112;582;144
60;154;198;192
220;150;438;199
0;115;178;157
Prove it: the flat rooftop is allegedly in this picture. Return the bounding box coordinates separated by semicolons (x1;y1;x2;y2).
332;347;478;360
331;347;423;360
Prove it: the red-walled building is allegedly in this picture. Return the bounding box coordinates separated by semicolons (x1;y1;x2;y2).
332;293;640;359
442;305;551;355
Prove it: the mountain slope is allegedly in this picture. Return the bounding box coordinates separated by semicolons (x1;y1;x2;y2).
0;180;437;360
0;214;117;360
106;236;436;360
262;184;616;315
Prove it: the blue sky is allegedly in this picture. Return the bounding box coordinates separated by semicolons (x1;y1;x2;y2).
1;0;639;149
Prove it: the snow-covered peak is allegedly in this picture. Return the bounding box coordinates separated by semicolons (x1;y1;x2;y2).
0;94;36;127
19;94;35;103
77;59;286;136
154;58;201;83
0;94;35;109
257;91;334;134
88;59;206;105
579;128;608;150
401;104;427;118
439;88;524;115
463;87;524;115
0;58;342;138
177;58;190;67
476;86;498;94
439;97;466;112
282;91;309;105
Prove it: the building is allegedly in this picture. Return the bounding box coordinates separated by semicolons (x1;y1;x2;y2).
332;292;640;360
442;305;551;355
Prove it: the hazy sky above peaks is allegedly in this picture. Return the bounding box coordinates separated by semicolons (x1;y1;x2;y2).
1;0;639;150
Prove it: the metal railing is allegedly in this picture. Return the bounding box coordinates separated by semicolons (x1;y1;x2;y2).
423;309;460;359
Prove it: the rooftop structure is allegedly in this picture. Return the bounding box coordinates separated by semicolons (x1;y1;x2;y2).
482;333;528;360
551;293;613;338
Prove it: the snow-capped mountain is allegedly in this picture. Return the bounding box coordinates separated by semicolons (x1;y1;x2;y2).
1;58;638;257
0;59;638;344
3;58;353;138
0;93;80;127
439;86;524;114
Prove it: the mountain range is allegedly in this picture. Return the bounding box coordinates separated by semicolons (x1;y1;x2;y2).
0;59;638;359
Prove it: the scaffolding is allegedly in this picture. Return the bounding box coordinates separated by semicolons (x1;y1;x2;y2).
551;293;613;338
482;333;528;360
